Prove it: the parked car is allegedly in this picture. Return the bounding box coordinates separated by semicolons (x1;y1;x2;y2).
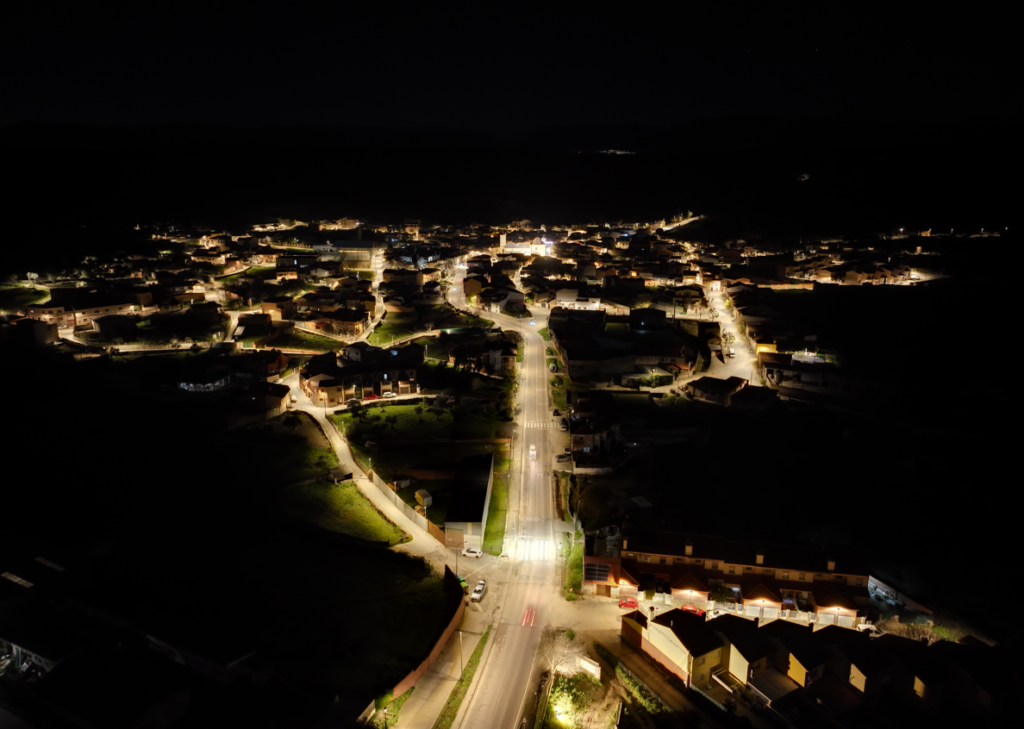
346;398;361;407
563;446;571;456
549;364;557;372
364;394;379;401
559;423;568;432
680;605;705;616
529;444;537;460
555;454;571;463
364;441;376;447
619;597;638;609
560;418;569;427
552;409;560;417
530;320;536;326
471;579;487;602
462;547;483;558
383;391;397;398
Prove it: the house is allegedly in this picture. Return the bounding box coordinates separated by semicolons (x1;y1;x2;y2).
686;376;747;406
620;609;725;689
244;381;290;417
586;531;870;628
310;308;370;337
238;349;289;376
261;296;296;320
709;613;777;687
443;454;495;551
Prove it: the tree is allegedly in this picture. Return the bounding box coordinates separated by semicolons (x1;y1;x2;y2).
414;405;424;422
539;628;585;675
385;414;398;430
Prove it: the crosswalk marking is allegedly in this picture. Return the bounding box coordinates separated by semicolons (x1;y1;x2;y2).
520;538;555;562
525;422;552;429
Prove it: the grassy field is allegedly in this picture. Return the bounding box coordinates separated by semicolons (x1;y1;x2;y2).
369;321;415;347
272;329;343;351
280;479;408;545
482;473;508;555
0;285;49;311
552;388;568;411
221;412;338;486
538;327;551;341
220;265;276;283
333;404;506;443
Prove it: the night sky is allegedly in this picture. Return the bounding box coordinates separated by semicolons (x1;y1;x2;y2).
3;7;1017;131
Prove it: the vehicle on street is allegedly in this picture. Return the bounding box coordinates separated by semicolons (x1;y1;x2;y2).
290;395;297;403
462;547;484;558
364;394;379;401
555;454;571;463
529;444;537;460
680;605;705;616
471;579;487;602
552;409;560;416
346;398;360;407
727;347;735;358
530;320;536;326
383;391;396;398
549;364;556;372
364;441;376;447
618;597;638;609
559;423;568;432
563;446;571;456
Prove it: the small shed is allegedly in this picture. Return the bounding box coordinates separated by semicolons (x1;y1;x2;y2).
415;489;433;507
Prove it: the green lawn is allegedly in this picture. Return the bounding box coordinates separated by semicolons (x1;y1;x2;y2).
272;329;343;351
220;265;276;283
333;404;506;444
482;473;508;555
538;327;551;341
369;321;415;346
552;389;568;411
280;479;408;545
0;286;49;311
219;414;338;486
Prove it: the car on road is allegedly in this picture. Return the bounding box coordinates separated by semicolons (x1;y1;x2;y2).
727;347;735;358
529;444;537;460
530;320;536;326
383;391;396;398
471;579;487;602
562;446;571;456
346;398;361;407
552;409;560;417
555;454;572;463
618;597;638;609
559;423;568;432
462;547;484;558
680;605;705;616
364;394;379;401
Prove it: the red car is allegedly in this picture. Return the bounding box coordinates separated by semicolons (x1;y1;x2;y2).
363;394;379;401
618;597;638;609
681;605;705;616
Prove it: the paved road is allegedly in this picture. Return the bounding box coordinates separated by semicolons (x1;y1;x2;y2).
447;284;561;729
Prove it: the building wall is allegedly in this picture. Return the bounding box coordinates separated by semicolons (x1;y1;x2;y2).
787;652;808;687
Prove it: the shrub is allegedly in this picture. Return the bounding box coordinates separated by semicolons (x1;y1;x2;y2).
615;665;664;714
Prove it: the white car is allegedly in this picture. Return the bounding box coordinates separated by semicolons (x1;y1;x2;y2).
462;547;483;558
555;454;572;463
383;391;397;398
529;444;537;460
471;579;487;602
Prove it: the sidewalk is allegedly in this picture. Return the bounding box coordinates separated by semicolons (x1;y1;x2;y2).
395;609;490;729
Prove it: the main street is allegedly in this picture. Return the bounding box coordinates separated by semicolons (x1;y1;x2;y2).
448;281;560;729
